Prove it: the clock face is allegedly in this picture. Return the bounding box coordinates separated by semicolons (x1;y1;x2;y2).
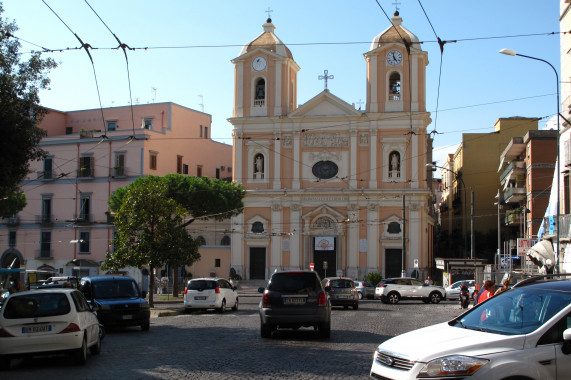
386;50;403;66
252;56;267;71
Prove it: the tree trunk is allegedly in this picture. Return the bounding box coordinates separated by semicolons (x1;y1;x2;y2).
148;265;155;307
172;266;179;297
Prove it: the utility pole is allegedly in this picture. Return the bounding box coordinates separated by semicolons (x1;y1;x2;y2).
471;191;475;260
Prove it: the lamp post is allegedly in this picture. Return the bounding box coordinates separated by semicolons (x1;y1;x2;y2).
499;49;560;272
426;163;469;258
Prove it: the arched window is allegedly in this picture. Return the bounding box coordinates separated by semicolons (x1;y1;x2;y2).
220;235;231;246
254;153;264;179
389;151;400;178
255;78;265;106
389;72;401;101
196;236;206;246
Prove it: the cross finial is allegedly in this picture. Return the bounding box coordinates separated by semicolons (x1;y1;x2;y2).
392;0;401;12
265;7;273;20
356;99;364;110
318;69;334;90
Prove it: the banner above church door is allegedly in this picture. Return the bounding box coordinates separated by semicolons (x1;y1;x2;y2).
315;236;335;251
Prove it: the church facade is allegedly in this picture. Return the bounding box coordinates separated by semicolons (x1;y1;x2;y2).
229;13;435;281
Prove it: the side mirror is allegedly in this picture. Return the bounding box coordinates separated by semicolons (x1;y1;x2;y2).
233;286;237;291
562;328;571;355
324;286;331;292
142;290;147;299
91;303;101;312
257;287;265;293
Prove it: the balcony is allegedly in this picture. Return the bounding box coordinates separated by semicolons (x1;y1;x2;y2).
36;170;54;180
77;167;94;178
2;215;19;225
500;161;525;183
504;209;522;226
109;166;126;178
74;214;92;224
503;187;526;204
36;215;53;225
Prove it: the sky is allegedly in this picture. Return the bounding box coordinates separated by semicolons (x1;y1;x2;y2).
2;1;562;171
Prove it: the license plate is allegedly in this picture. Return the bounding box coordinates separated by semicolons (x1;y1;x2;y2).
122;314;133;320
336;295;349;299
194;296;207;300
23;325;51;334
283;297;306;305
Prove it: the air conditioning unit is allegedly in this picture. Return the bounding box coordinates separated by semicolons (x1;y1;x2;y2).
220;166;226;170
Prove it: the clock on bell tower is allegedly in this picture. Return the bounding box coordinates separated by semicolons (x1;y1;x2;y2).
231;18;300;118
364;11;428;114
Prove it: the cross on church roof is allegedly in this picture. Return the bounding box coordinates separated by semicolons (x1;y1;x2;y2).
265;7;273;21
318;70;334;90
392;0;401;12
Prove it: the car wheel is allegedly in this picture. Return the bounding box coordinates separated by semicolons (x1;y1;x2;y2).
422;298;430;304
73;335;88;365
0;356;10;370
430;292;442;304
388;292;400;304
260;322;272;338
353;303;359;310
317;322;331;339
98;324;105;341
232;298;239;311
141;321;150;331
358;292;363;300
89;332;101;355
218;299;226;313
380;296;389;304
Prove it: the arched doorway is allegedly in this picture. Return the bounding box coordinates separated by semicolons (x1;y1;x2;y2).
1;249;24;268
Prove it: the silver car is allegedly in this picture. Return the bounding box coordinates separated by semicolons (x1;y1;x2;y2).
354;281;375;300
322;277;359;309
375;277;446;304
445;280;476;300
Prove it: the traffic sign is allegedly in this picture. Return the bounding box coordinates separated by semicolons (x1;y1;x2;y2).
309;263;314;271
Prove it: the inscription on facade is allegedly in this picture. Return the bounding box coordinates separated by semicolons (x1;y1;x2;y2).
302;133;349;148
302;196;349;202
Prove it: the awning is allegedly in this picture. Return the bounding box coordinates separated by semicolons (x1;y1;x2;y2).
527;240;555;265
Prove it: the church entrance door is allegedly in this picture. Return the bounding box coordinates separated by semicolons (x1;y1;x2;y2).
385;249;403;278
249;247;266;280
313;237;336;279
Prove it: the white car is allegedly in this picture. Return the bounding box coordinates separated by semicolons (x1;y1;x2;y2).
183;278;238;313
445;279;476;299
370;276;571;380
375;277;446;304
0;289;101;369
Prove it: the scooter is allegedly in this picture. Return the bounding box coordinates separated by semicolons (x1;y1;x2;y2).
459;283;470;309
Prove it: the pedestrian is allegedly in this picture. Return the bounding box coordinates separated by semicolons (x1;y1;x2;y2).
477;280;496;304
473;281;481;305
494;279;509;296
424;276;433;286
8;278;25;294
155;277;162;294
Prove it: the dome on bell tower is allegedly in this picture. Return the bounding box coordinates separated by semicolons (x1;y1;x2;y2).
370;11;421;51
238;18;293;59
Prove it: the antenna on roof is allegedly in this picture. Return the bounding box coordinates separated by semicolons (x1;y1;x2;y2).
198;95;204;112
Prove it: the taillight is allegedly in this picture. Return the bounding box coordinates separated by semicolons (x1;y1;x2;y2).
262;291;270;308
59;323;81;334
0;328;14;337
215;286;220;294
318;291;327;306
380;284;387;288
184;287;188;295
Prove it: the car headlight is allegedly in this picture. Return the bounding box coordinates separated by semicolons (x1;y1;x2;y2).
418;355;489;377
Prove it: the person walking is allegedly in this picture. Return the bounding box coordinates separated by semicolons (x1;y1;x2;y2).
424;276;433;285
494;279;510;296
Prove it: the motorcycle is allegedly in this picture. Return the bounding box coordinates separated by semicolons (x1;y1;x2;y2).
459;283;470;309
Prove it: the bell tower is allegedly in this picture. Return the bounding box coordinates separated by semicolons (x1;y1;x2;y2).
232;18;300;118
365;11;428;114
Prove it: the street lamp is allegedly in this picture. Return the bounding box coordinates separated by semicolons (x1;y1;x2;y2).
499;48;560;272
426;163;469;258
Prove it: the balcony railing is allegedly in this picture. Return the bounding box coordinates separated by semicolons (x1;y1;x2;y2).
504;211;522;226
503;187;526;203
74;213;92;224
499;161;525;183
36;215;53;225
36;170;54;180
109;167;126;178
77;167;94;178
2;215;19;225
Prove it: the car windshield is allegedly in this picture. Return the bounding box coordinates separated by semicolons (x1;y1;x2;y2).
330;279;353;288
188;280;216;290
455;287;571;335
93;280;139;299
3;293;70;319
268;273;320;293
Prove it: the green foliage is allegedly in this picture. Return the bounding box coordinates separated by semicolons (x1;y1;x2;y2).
0;4;57;210
365;272;383;286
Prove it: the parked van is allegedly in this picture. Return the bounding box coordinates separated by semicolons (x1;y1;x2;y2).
79;276;150;331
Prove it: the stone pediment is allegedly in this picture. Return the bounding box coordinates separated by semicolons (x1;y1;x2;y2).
289;90;362;118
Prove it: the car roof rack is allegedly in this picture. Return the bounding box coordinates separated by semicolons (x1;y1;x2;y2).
512;273;571;288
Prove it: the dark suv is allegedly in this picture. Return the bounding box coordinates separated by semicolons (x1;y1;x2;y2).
258;270;331;338
79;276;150;331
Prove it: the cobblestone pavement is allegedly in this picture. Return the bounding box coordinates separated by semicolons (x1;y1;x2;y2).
2;297;466;379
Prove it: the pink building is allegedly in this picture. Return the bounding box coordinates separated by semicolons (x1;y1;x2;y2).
0;102;232;286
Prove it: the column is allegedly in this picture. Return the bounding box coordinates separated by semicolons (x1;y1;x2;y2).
292;130;301;190
230;213;244;278
274;61;282;116
346;204;359;278
290;203;301;269
411;132;418;187
273;131;281;189
350;127;357;188
369;56;378;113
369;126;377;188
234;131;243;184
367;203;379;273
270;203;282;273
235;62;244;117
408;202;421;273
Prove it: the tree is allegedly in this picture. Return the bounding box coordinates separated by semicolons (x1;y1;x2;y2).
0;4;57;216
105;175;245;303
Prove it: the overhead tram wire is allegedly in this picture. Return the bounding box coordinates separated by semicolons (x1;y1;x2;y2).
83;0;137;138
42;0;107;135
